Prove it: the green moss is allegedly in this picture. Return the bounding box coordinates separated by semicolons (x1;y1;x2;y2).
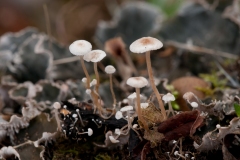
95;153;112;160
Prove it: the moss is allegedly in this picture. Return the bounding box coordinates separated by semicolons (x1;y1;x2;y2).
94;153;112;160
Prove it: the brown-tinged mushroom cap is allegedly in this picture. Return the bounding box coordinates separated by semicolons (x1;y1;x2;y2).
126;77;148;88
83;50;106;62
130;37;163;53
69;40;92;56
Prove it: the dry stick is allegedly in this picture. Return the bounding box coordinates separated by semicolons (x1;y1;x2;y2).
94;62;100;93
146;51;167;120
136;88;148;130
165;41;238;60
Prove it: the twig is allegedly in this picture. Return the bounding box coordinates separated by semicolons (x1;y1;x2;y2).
165;40;238;60
214;60;240;87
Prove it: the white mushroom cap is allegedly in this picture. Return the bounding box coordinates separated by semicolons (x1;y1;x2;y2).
126;77;148;88
115;111;123;119
114;128;121;135
105;65;116;74
127;92;143;99
130;37;163;53
69;40;92;56
83;49;106;62
140;103;149;109
53;102;61;109
109;135;119;143
190;102;198;108
120;105;133;112
87;128;93;136
162;93;175;103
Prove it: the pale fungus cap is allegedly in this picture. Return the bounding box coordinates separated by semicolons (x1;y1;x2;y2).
130;37;163;53
120;105;133;112
140;103;149;109
190;102;198;108
105;65;116;74
115;128;121;135
127;92;143;99
82;77;87;83
87;128;93;136
83;49;106;62
53;102;61;109
69;40;92;56
126;77;148;88
90;79;97;87
162;93;175;103
109;135;120;143
115;111;123;119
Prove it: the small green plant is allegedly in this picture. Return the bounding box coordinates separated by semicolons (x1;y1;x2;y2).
234;103;240;117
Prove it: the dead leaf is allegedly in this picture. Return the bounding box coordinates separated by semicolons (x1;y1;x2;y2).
158;110;204;141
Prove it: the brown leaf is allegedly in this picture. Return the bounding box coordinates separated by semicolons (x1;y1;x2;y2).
141;142;151;160
158;110;204;141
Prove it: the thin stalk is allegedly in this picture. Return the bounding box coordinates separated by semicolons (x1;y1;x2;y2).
136;88;148;130
80;56;90;88
94;62;100;93
146;51;167;120
109;74;116;107
167;101;175;117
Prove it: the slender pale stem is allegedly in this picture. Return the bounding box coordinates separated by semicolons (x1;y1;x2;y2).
167;101;175;117
94;62;100;93
136;88;148;130
109;74;116;107
145;51;167;120
80;56;90;88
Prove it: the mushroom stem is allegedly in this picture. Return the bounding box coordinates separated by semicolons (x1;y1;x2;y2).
109;74;116;107
54;109;62;132
145;51;167;120
167;101;175;116
136;88;148;130
80;56;90;88
94;62;100;93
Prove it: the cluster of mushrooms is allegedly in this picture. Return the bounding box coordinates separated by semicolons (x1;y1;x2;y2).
53;37;177;144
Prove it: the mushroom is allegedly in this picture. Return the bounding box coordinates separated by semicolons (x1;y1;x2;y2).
69;40;92;88
83;50;106;93
53;102;62;131
78;128;93;136
105;65;117;107
130;37;167;120
162;93;176;116
126;76;148;129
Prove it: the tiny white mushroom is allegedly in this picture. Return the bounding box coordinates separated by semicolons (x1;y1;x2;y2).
130;37;166;119
69;40;92;89
86;89;91;95
82;77;87;83
126;77;148;129
105;65;117;107
128;92;144;99
162;93;175;103
115;111;123;120
190;102;198;108
216;124;221;129
120;105;133;112
133;124;138;128
109;135;120;143
140;103;149;109
53;102;61;109
84;50;106;93
115;128;121;135
53;102;62;131
162;93;175;116
90;79;97;87
87;128;93;136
